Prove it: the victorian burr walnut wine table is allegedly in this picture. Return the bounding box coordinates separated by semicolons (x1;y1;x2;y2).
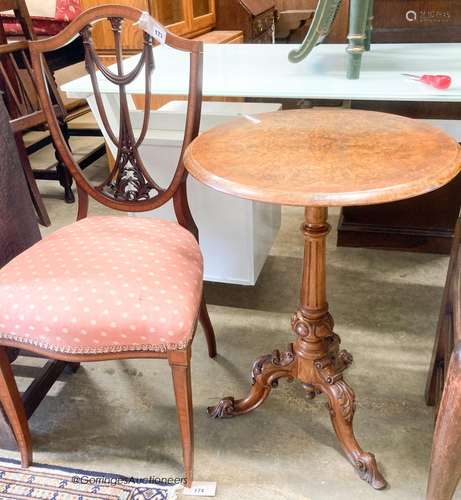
184;108;461;489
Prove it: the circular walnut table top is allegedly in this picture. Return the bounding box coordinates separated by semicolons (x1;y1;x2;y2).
184;108;461;207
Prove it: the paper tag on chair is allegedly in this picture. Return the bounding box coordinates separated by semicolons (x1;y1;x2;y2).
183;481;217;496
136;11;166;45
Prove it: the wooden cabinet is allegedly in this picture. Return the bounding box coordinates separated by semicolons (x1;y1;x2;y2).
215;0;275;43
372;0;461;43
333;0;461;254
79;0;217;53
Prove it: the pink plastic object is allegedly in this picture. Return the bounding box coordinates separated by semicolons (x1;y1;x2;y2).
402;73;452;90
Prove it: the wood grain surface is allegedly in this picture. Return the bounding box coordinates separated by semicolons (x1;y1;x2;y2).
184;108;461;207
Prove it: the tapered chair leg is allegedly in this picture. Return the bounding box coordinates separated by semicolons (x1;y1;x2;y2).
169;349;194;488
199;295;217;358
14;134;51;227
427;345;461;500
0;347;32;467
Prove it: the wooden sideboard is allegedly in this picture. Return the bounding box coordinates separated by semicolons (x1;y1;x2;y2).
327;0;461;254
79;0;238;53
215;0;275;43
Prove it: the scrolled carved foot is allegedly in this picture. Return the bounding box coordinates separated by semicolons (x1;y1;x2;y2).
353;452;387;490
207;346;296;419
207;397;235;418
318;369;387;490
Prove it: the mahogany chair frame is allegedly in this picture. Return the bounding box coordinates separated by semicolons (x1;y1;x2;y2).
0;6;216;486
426;220;461;500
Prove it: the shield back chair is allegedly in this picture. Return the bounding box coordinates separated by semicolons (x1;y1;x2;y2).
426;220;461;500
0;5;216;487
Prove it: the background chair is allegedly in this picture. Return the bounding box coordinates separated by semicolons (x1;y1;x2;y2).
426;220;461;499
0;38;64;226
0;6;216;486
0;0;105;206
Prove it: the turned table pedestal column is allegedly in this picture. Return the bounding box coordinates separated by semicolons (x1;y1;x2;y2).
184;108;461;490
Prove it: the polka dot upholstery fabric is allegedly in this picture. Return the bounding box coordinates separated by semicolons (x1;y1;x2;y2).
0;216;203;354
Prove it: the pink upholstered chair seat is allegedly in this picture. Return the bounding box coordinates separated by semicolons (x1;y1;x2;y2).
0;216;203;354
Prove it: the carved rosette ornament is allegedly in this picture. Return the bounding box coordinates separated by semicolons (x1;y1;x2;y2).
291;310;334;340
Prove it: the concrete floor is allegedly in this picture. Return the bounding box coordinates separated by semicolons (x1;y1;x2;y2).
4;138;457;499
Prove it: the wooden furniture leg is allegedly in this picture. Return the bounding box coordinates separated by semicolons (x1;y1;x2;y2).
0;347;31;467
425;221;461;406
346;0;372;79
169;349;194;488
199;295;217;358
208;207;386;489
14;134;51;227
56;122;75;204
427;344;461;500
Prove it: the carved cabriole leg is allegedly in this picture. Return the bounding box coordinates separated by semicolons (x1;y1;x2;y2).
208;207;386;489
207;346;296;418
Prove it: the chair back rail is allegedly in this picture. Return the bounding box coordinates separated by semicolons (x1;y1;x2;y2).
0;41;64;134
29;5;204;229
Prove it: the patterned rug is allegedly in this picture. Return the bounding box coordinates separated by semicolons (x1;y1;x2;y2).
0;458;179;499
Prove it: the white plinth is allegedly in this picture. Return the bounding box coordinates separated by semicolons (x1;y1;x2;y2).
108;100;282;285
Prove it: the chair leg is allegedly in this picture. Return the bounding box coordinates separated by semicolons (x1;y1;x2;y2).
427;345;461;500
56;160;75;204
0;347;32;467
55;122;75;204
199;295;217;359
14;134;51;227
169;349;194;488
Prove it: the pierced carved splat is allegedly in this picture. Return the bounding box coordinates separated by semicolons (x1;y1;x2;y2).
80;19;162;203
30;6;204;222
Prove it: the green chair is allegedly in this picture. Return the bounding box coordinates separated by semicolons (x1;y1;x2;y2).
288;0;374;79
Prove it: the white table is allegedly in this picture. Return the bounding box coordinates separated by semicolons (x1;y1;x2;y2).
64;43;461;102
63;42;461;139
63;43;461;276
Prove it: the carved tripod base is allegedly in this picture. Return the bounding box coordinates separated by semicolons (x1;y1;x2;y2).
209;207;386;490
208;332;386;490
